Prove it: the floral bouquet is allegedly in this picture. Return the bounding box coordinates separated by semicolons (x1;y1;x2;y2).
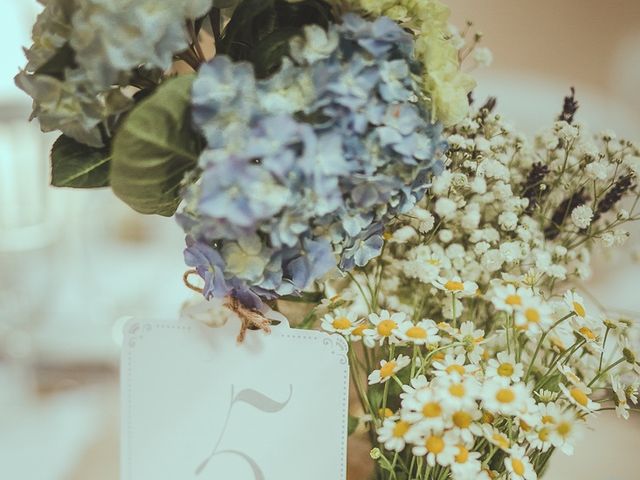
17;0;640;479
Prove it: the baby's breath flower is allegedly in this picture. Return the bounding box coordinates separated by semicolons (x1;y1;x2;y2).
473;47;493;67
435;197;458;219
570;205;594;229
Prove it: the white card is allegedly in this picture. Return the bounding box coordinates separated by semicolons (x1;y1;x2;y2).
121;313;349;480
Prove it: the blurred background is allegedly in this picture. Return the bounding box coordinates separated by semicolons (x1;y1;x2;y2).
0;1;638;479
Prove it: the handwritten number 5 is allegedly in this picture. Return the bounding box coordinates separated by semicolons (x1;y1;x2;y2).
195;385;293;478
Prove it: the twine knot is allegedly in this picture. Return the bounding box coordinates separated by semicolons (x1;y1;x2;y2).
183;269;271;343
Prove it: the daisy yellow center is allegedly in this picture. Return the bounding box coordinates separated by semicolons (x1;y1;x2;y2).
538;428;550;442
449;383;466;397
525;308;540;323
379;408;393;418
579;327;596;341
422;402;442;418
332;317;352;330
453;411;472;428
505;294;522;306
455;445;469;463
392;421;410;438
496;388;515;404
556;421;571;437
492;433;510;449
573;302;586;318
570;388;589;407
498;363;515;377
352;324;367;336
426;435;444;454
432;351;446;361
406;326;427;339
541;415;555;424
512;458;525;476
427;258;440;266
380;361;397;378
519;419;531;432
377;320;397;337
446;364;465;375
444;280;465;292
483;411;495;424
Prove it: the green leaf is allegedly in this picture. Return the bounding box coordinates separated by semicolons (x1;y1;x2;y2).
110;75;202;217
218;0;276;62
50;135;111;188
250;26;299;78
348;415;359;436
219;0;334;77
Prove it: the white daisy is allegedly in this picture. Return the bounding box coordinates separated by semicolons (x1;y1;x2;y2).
434;375;481;411
558;383;600;414
377;418;413;452
486;352;524;383
514;297;553;335
627;381;639;404
432;353;477;379
504;446;537;480
526;402;560;452
450;443;482;479
448;406;483;443
491;284;533;313
571;316;602;351
320;309;361;335
368;355;411;385
348;321;369;343
619;337;640;375
400;375;429;400
549;408;583;455
481;424;511;451
396;318;440;346
556;364;583;386
453;322;486;364
563;290;591;323
364;310;405;345
432;276;479;297
611;375;630;420
482;380;530;415
411;430;458;467
401;388;448;431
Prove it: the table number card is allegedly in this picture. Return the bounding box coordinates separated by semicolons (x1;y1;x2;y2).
121;314;349;480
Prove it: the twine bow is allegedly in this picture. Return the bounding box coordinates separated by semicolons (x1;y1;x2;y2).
183;269;271;343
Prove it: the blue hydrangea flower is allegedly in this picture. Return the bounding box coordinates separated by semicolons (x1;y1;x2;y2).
178;14;445;308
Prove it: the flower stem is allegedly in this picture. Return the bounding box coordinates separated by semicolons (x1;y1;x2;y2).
524;313;574;382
